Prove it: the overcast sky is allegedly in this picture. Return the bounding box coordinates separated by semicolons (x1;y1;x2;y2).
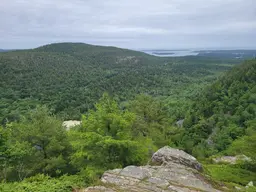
1;0;256;49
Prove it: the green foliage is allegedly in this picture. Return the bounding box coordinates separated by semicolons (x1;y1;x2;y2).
82;93;135;140
0;126;7;155
180;59;256;156
128;94;175;147
0;174;86;192
69;94;153;178
226;134;256;158
205;164;256;185
1;106;71;181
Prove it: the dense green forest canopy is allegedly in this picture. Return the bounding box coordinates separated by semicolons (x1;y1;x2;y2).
180;59;256;156
0;43;242;123
0;43;255;191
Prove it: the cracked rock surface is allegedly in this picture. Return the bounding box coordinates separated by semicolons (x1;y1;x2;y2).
84;146;221;192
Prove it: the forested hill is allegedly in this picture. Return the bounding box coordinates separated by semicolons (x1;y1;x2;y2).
0;49;10;52
0;42;239;123
181;59;256;158
34;42;148;57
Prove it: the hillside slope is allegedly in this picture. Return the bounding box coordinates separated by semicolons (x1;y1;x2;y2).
180;59;256;157
0;43;238;123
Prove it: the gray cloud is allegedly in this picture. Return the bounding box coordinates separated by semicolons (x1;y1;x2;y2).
1;0;256;49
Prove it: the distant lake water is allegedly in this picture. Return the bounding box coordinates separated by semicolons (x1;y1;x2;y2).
142;50;199;57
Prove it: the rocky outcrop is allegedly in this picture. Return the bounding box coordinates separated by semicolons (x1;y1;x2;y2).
84;146;221;192
212;155;252;164
176;119;184;128
151;146;203;171
246;181;254;188
84;186;116;192
62;120;81;130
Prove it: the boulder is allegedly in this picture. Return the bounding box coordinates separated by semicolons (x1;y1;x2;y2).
176;119;184;128
62;120;81;130
213;155;252;164
234;186;242;191
246;181;254;188
151;146;203;171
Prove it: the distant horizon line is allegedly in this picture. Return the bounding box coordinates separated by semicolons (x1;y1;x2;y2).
1;42;256;51
139;48;256;51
